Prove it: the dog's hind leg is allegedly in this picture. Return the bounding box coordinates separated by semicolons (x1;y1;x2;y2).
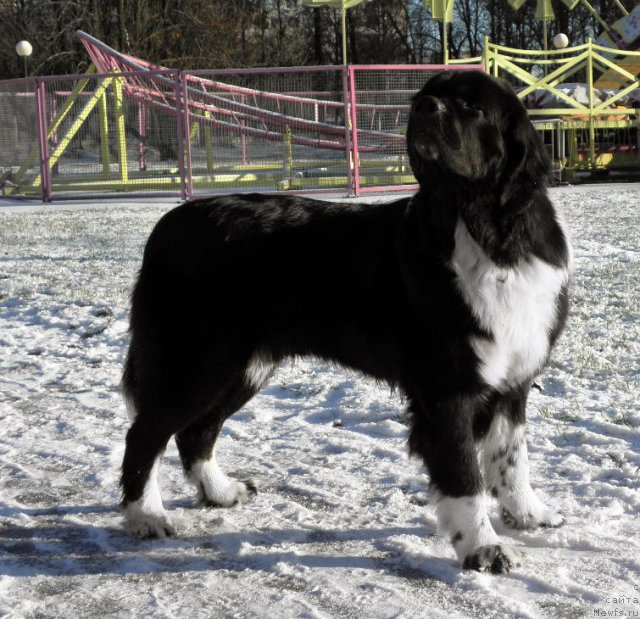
120;344;223;538
176;355;275;508
120;411;179;539
408;393;520;574
175;388;257;508
482;389;564;530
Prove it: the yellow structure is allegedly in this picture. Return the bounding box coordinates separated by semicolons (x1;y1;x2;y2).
458;39;640;175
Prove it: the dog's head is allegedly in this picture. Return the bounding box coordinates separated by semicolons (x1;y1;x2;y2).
406;71;550;207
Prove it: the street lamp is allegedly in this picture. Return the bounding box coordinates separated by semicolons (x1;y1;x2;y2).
553;32;569;49
16;40;32;78
301;0;372;65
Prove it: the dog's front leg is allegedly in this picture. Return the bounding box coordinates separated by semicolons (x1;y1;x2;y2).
408;394;519;574
482;389;564;530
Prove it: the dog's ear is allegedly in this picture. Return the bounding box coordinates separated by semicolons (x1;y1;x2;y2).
499;106;551;210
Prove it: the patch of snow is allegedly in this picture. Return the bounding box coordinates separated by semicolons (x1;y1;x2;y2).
0;184;638;617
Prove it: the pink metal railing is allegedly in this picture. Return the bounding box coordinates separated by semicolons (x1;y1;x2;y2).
0;32;482;202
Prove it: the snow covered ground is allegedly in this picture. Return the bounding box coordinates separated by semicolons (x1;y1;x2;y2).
0;185;638;619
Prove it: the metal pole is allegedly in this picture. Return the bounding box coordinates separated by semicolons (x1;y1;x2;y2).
577;0;616;36
443;22;449;65
138;102;147;172
342;6;347;65
543;21;548;77
113;76;129;185
341;66;353;193
35;80;52;202
586;38;596;171
180;71;194;199
98;91;110;179
175;73;187;200
611;0;628;16
347;65;360;196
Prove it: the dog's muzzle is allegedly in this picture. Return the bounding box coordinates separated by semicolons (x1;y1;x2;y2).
410;95;447;161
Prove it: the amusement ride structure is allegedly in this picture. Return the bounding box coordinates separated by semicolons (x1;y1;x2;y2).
0;1;638;201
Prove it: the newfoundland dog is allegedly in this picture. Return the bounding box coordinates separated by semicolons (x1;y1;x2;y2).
121;70;571;574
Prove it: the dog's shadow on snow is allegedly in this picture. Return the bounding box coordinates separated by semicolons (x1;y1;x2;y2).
0;501;459;583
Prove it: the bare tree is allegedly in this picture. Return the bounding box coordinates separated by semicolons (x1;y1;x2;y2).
0;0;636;79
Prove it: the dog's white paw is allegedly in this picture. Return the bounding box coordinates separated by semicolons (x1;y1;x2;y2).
189;457;257;508
198;478;257;508
462;544;521;574
538;507;565;528
124;501;176;539
501;503;565;530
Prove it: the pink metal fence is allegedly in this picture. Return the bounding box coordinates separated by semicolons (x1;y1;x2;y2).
0;32;481;202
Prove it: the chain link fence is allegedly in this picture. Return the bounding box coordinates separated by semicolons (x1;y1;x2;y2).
0;65;479;202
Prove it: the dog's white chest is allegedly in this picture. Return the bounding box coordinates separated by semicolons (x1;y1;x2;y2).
451;219;568;391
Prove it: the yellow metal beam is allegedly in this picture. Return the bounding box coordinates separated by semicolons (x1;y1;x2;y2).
496;55;590;112
31;75;113;188
113;77;129;185
592;81;639;114
592;50;639;84
515;51;590;102
13;64;97;187
98;91;110;180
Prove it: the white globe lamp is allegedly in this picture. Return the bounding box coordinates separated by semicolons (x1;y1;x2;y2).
553;33;569;49
15;40;33;77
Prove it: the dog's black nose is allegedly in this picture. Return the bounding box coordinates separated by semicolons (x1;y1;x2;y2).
414;95;444;115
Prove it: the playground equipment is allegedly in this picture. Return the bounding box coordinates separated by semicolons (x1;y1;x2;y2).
477;37;640;176
0;21;638;201
594;4;640;88
438;0;640;177
427;0;637;57
505;0;632;51
0;31;480;200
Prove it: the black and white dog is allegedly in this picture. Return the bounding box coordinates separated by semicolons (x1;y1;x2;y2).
121;70;571;574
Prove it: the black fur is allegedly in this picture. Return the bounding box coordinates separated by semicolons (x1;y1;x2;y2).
121;71;570;570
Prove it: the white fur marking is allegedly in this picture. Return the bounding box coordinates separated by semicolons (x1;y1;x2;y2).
434;492;501;562
123;392;137;422
189;452;252;507
244;353;275;390
554;208;574;271
451;219;569;390
482;415;563;528
124;458;175;538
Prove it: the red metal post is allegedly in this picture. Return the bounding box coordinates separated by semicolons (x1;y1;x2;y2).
241;94;248;165
35;80;52;202
341;66;353;195
138;101;147;171
180;72;194;199
347;66;361;197
175;72;187;200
